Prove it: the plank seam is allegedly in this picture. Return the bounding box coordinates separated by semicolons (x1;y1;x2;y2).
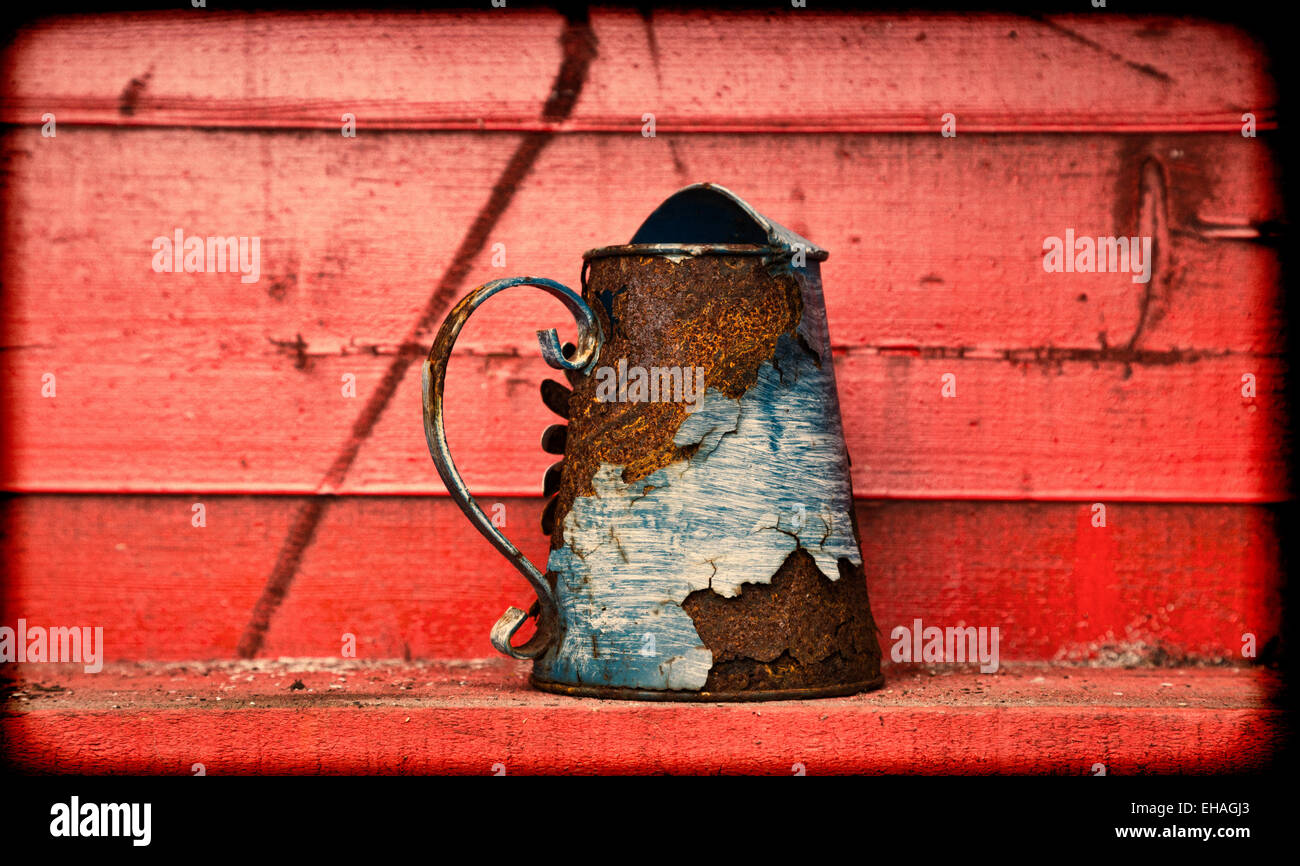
0;489;1289;504
0;118;1280;134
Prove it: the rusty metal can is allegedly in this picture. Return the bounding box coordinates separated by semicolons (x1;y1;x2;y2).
424;183;882;700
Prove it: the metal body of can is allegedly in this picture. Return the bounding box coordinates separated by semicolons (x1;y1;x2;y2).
424;183;882;700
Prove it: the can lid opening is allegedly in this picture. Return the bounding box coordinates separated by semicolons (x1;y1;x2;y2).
627;183;827;260
630;185;769;246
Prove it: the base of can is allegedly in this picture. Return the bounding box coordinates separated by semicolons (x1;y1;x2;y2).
529;673;884;702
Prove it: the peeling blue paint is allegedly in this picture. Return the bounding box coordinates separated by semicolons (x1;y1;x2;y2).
537;332;860;692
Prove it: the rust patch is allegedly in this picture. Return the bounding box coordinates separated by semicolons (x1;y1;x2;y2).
682;548;882;693
547;252;803;550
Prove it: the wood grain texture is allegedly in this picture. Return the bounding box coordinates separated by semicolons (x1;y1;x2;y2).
580;12;1275;133
5;342;1285;499
0;10;568;129
1;495;1280;662
6;130;1280;354
858;500;1283;664
2;128;1284;499
835;353;1287;502
1;661;1282;774
1;12;1275;132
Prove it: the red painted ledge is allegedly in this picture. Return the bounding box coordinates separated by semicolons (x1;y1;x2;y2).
1;660;1281;775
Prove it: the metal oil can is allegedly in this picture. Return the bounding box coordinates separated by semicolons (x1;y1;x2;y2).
424;183;882;700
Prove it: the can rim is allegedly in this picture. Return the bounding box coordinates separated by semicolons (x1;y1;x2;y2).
582;242;829;262
530;673;883;702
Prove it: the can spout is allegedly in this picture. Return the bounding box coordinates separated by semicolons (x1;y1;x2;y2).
629;183;828;259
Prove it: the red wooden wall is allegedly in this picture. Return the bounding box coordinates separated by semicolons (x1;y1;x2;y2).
0;10;1285;666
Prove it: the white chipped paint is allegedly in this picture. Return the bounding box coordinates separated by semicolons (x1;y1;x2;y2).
538;337;859;691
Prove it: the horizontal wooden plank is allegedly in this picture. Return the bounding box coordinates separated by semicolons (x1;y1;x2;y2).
0;12;1276;132
0;10;567;129
4;130;1280;354
858;500;1283;664
1;661;1282;774
4;347;1286;500
1;128;1283;498
834;353;1288;501
580;12;1277;133
1;496;1281;662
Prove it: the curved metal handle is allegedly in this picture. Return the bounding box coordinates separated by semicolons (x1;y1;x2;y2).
422;277;601;659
